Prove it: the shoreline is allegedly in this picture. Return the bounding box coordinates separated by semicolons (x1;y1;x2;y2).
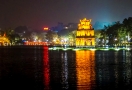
0;45;131;51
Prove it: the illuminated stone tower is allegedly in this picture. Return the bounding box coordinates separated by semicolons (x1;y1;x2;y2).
76;18;95;47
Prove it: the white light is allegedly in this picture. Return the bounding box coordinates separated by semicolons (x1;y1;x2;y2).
127;48;130;50
115;48;119;51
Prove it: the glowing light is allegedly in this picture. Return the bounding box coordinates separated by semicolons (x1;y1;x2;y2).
115;38;117;41
76;18;95;47
24;41;48;45
78;18;92;29
76;50;95;89
43;46;50;89
63;48;67;51
127;48;130;50
90;48;96;50
0;36;10;46
44;27;49;30
115;48;119;51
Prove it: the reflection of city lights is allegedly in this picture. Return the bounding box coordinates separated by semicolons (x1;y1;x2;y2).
61;52;69;89
76;50;95;89
43;46;50;89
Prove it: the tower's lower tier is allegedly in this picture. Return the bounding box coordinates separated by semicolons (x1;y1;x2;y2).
76;37;95;47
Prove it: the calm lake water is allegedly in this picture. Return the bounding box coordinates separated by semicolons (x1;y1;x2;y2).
0;46;131;90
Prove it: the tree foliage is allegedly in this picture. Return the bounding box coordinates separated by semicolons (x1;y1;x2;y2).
103;17;132;44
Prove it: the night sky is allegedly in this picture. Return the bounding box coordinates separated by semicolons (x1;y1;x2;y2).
0;0;132;30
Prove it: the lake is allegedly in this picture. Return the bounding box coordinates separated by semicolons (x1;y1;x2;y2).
0;46;131;90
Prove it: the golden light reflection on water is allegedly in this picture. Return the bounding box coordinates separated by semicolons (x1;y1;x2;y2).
76;50;95;90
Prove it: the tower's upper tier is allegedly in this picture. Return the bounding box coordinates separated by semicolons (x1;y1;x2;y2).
78;18;93;29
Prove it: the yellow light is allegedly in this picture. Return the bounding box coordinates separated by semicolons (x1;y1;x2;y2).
44;27;49;30
76;50;95;89
78;18;92;29
76;18;95;47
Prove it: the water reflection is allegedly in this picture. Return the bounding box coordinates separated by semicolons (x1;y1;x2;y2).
43;46;50;90
61;52;69;89
76;50;95;90
0;46;132;90
95;50;131;90
48;50;76;90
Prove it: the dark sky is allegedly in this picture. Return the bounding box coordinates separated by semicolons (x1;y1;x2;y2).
0;0;132;30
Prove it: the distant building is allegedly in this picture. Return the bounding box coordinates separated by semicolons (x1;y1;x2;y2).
50;22;78;32
50;22;64;32
64;23;78;30
76;18;95;47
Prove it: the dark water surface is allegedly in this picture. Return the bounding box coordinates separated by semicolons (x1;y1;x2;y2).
0;46;131;90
